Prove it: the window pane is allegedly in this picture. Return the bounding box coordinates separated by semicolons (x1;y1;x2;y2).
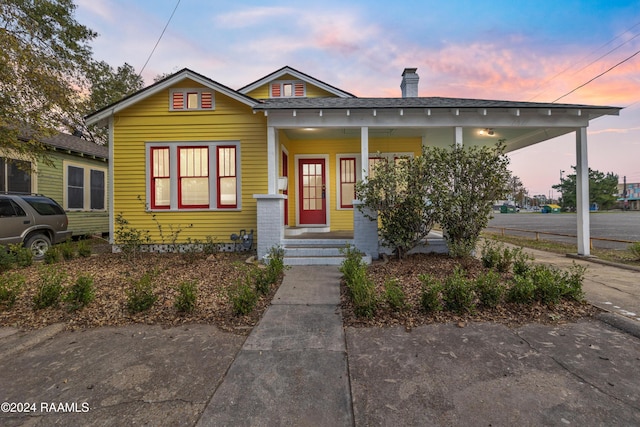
154;178;170;206
7;159;31;194
187;92;198;109
0;158;5;192
180;147;208;177
342;183;355;207
152;148;170;208
181;177;209;206
67;166;84;209
283;83;292;97
90;170;105;210
219;177;236;206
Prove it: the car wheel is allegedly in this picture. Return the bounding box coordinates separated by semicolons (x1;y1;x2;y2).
25;234;51;260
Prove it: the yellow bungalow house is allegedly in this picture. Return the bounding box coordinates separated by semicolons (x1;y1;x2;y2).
85;66;620;264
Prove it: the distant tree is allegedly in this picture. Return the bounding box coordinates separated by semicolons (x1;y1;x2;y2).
0;0;96;160
508;175;528;207
78;61;145;144
553;167;619;210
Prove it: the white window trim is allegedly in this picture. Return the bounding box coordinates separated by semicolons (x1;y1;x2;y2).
169;88;215;111
62;160;107;212
336;152;414;210
145;141;241;212
270;80;306;98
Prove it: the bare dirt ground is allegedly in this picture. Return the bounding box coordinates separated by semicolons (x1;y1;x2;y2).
341;253;600;329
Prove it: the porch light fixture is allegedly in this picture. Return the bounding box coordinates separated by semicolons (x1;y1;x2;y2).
479;128;495;136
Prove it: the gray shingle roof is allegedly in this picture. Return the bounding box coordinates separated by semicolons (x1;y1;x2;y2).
44;133;108;160
253;96;620;111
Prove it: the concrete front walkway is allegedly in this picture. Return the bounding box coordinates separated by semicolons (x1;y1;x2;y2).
197;266;352;426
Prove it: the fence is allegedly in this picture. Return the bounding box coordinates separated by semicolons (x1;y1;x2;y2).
485;226;636;250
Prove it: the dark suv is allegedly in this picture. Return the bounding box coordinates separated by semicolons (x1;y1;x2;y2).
0;194;72;259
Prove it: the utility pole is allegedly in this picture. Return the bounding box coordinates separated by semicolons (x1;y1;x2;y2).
623;175;628;210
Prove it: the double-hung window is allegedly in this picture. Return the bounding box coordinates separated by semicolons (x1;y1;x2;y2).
339;158;357;208
147;142;239;210
63;161;106;211
0;158;32;194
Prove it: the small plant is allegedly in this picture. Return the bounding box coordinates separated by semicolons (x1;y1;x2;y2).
65;275;95;311
77;240;92;258
126;271;158;313
228;275;258;316
512;248;533;276
180;238;201;264
202;236;219;256
441;267;475;313
561;263;586;302
59;240;75;260
419;273;443;312
33;266;66;309
475;270;504;308
530;264;564;306
174;280;198;313
348;267;377;318
114;213;151;263
507;274;536;304
265;245;287;284
628;241;640;261
0;248;16;272
339;244;365;286
0;272;25;308
384;278;406;310
44;247;61;264
9;243;33;268
254;270;272;295
480;240;501;269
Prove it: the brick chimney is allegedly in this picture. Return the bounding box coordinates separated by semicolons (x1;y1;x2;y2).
401;68;419;98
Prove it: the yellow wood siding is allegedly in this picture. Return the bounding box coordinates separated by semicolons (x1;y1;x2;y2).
112;79;267;244
283;136;421;231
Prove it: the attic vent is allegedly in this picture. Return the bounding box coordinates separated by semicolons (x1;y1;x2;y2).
270;81;306;98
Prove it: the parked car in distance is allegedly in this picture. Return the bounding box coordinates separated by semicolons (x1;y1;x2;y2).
0;194;72;259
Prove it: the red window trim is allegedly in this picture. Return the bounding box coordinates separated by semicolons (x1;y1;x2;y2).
340;157;357;208
216;146;237;209
178;146;209;209
150;147;170;210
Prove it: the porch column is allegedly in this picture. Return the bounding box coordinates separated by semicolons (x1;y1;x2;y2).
353;200;378;260
455;126;463;147
361;126;369;180
576;127;590;256
254;194;285;260
267;126;278;194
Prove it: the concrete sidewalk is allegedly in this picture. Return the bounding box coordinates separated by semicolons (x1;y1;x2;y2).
196;266;353;426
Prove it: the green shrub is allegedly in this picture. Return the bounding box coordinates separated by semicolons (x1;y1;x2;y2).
202;236;219;256
0;248;16;272
228;276;258;316
475;270;504;308
0;272;25;308
65;275;95;311
44;247;61;264
347;267;377;318
114;213;151;263
629;241;640;261
507;275;536;304
512;248;533;276
384;278;406;310
126;271;158;313
175;280;198;313
419;273;443;313
530;264;564;306
442;267;475;313
560;263;586;302
480;240;501;269
59;240;75;260
33;266;66;309
254;269;272;295
77;240;92;258
9;243;33;268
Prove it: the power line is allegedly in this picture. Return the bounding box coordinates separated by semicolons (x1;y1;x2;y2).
138;0;181;79
529;20;640;101
552;47;640;103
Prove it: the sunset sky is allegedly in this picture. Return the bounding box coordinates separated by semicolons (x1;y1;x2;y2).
76;0;640;197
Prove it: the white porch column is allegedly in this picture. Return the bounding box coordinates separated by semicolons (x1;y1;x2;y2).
576;127;590;256
267;126;278;194
361;126;369;180
455;126;463;147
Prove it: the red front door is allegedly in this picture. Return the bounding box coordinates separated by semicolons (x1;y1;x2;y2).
298;159;326;225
